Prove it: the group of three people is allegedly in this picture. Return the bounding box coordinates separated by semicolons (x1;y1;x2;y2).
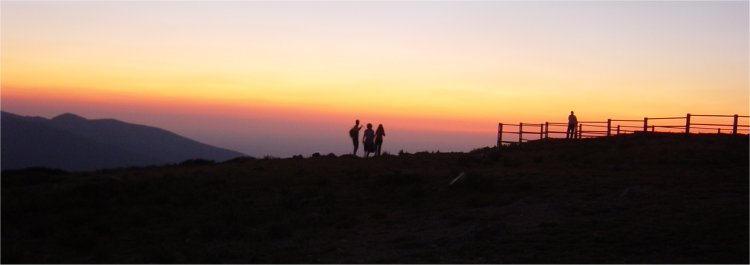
349;120;385;157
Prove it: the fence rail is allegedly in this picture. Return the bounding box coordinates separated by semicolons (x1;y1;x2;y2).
497;113;749;146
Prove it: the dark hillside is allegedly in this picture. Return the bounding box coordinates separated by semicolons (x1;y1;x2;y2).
1;112;152;170
2;133;748;263
1;111;245;171
47;113;244;165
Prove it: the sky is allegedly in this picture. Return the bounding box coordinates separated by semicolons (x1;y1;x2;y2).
2;1;748;157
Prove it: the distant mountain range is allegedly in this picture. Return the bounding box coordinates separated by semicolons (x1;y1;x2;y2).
1;111;245;171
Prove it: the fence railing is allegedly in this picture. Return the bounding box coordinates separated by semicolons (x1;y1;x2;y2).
497;113;749;146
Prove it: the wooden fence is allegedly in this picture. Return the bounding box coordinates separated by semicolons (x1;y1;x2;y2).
497;113;750;146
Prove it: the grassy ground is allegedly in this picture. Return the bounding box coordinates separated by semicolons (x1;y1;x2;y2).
2;133;748;263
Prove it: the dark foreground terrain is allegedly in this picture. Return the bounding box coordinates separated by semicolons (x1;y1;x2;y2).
2;133;748;263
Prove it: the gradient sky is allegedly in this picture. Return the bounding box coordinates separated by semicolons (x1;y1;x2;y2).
2;1;748;157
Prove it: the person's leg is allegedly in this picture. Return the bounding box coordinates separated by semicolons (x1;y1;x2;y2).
352;138;359;155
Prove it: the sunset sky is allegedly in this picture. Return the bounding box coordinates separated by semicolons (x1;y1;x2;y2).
2;1;748;157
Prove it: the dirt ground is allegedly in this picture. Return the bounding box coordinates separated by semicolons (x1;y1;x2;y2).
2;133;748;263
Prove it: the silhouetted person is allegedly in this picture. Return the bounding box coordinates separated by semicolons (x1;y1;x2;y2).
375;124;386;156
349;120;363;156
363;123;375;158
567;111;578;139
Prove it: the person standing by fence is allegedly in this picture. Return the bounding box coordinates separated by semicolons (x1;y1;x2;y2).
567;111;578;139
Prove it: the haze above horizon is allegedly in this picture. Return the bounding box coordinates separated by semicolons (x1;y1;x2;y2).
2;1;748;157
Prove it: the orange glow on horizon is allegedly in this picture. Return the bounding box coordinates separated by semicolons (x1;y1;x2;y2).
1;86;499;134
2;1;747;156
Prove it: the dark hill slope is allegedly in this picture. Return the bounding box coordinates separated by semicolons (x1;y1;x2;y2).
1;112;151;170
2;133;747;263
1;111;244;171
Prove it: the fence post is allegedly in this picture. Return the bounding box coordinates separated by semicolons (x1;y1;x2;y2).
519;123;523;144
718;128;721;134
643;117;649;133
497;123;503;147
617;125;621;135
733;114;739;135
545;122;549;139
539;123;543;140
578;124;583;139
651;125;655;132
607;119;612;137
685;113;691;134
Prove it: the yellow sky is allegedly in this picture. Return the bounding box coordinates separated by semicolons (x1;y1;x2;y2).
1;1;748;155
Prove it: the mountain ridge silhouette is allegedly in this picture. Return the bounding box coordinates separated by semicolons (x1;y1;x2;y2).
1;111;245;171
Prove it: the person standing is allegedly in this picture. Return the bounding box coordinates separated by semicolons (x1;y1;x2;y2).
375;124;386;156
567;111;578;139
363;123;375;158
349;120;363;156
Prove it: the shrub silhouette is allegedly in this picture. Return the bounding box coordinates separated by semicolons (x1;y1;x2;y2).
179;159;215;166
222;156;256;164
